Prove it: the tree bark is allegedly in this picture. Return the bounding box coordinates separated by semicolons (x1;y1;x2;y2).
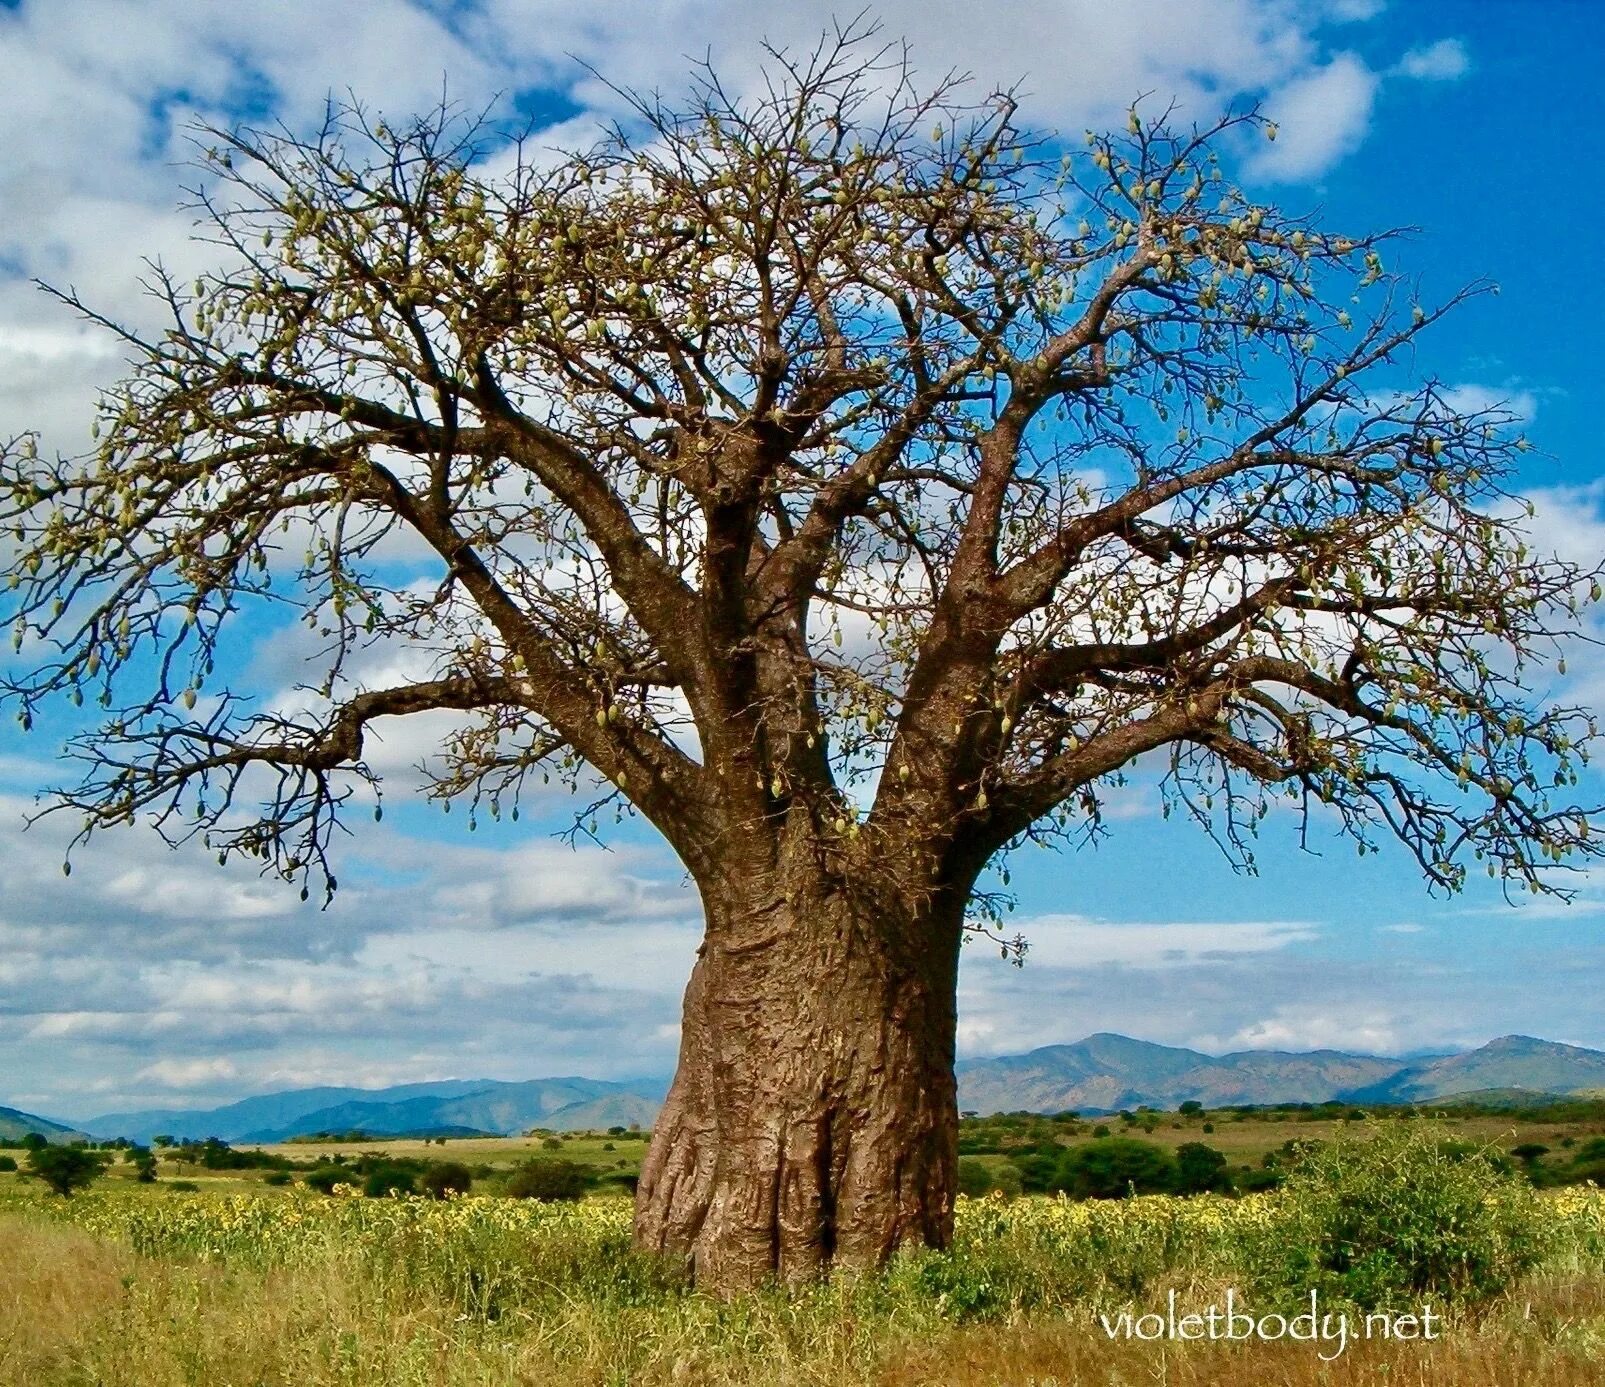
633;859;964;1294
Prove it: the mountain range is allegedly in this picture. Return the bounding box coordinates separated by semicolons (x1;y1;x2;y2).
954;1033;1605;1115
72;1076;666;1146
6;1033;1604;1144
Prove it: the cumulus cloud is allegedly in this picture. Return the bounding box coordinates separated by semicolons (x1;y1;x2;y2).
1211;1006;1409;1056
1395;38;1470;82
1248;52;1379;181
0;0;1469;459
136;1057;240;1090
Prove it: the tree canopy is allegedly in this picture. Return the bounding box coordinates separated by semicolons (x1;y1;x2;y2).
4;37;1598;910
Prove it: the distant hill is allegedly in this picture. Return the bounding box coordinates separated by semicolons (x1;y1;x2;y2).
84;1076;668;1144
955;1034;1404;1114
1342;1036;1605;1105
955;1033;1605;1115
56;1032;1605;1142
0;1104;91;1145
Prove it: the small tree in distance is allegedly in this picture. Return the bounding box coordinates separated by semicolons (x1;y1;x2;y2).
2;27;1601;1290
24;1144;109;1197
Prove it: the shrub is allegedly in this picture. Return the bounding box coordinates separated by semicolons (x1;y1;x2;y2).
1009;1152;1059;1194
361;1163;417;1198
1055;1138;1176;1199
303;1164;349;1195
262;1170;293;1186
957;1157;1021;1199
1247;1120;1547;1313
505;1158;591;1201
1172;1142;1228;1194
956;1157;992;1197
420;1162;473;1199
0;1155;16;1171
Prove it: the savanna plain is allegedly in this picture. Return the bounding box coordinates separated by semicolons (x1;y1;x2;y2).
3;1108;1605;1386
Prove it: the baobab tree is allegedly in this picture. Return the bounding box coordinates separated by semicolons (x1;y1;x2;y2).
3;33;1601;1291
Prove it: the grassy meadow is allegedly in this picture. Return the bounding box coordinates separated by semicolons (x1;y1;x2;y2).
4;1117;1605;1385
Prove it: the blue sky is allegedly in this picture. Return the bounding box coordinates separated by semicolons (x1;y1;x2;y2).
1;1;1602;1121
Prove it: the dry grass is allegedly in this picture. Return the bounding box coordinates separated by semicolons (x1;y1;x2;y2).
2;1211;1602;1386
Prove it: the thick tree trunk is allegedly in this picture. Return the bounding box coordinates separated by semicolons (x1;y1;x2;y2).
633;864;964;1294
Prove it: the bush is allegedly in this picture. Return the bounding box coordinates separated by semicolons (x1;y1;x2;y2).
361;1163;417;1198
125;1145;158;1183
1247;1121;1547;1313
303;1164;350;1195
262;1170;293;1186
1172;1142;1228;1194
420;1161;473;1199
1055;1138;1176;1199
956;1157;994;1198
957;1157;1022;1199
505;1158;591;1202
1009;1151;1059;1194
0;1155;16;1172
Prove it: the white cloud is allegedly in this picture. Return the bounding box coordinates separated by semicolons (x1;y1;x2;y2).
1326;0;1387;20
1249;52;1379;181
1211;1006;1406;1055
1439;382;1538;423
1395;38;1470;82
136;1057;240;1090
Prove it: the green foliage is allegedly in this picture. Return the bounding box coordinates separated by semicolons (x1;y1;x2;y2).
1172;1142;1228;1194
1056;1138;1176;1199
170;1138;291;1171
420;1162;473;1199
1247;1121;1547;1313
24;1143;108;1196
504;1159;591;1202
361;1163;417;1198
303;1164;349;1195
1568;1139;1605;1187
0;1155;17;1172
956;1158;1021;1199
124;1145;158;1183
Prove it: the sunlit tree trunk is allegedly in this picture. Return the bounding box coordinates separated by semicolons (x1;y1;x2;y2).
634;842;966;1293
